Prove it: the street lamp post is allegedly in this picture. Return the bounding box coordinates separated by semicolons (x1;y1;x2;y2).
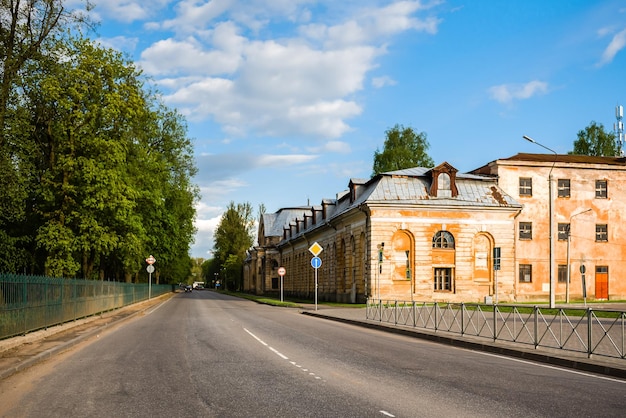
523;135;557;308
566;209;592;303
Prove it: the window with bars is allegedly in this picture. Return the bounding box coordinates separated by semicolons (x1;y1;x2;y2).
519;177;532;196
595;224;608;242
434;268;453;291
595;180;607;198
558;264;568;283
558;223;570;241
557;179;570;198
519;222;532;240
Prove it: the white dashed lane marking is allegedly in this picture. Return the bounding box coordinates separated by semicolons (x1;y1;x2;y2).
244;328;325;381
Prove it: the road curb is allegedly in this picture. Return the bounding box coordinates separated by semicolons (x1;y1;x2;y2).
300;310;626;380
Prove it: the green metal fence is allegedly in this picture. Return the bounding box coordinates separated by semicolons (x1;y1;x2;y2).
0;274;172;340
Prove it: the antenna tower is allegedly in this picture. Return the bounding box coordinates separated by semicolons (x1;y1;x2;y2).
616;104;624;157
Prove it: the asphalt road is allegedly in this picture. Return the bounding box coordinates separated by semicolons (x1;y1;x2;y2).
1;291;625;418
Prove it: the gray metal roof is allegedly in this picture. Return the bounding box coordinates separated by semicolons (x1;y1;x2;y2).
265;165;522;240
339;172;520;213
261;207;311;238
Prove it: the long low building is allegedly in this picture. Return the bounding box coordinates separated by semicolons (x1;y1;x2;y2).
244;162;521;303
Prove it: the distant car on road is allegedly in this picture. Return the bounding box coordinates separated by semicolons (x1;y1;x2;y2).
184;285;192;292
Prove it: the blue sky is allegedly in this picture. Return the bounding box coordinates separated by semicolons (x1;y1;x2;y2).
82;0;626;258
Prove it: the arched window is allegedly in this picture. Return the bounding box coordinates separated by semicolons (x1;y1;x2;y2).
432;231;455;248
438;173;450;190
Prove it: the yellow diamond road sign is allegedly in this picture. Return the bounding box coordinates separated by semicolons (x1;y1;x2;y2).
308;242;323;256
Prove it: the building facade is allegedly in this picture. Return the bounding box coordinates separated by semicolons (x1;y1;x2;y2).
245;154;626;303
244;162;522;303
471;153;626;302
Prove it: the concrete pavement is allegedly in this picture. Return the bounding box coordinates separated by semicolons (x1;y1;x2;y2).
0;294;173;380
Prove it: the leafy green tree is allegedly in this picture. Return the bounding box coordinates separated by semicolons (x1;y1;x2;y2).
0;3;198;280
132;104;199;284
223;254;242;291
5;36;197;280
23;38;154;278
372;124;434;176
201;258;220;287
213;202;255;290
0;0;92;273
570;121;617;157
0;0;93;137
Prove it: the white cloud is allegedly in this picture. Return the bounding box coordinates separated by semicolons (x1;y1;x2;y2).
488;80;549;104
158;37;374;138
199;178;248;198
307;141;352;154
138;36;241;76
89;0;170;23
598;28;626;67
158;0;232;33
364;0;442;36
132;1;441;141
372;75;396;88
302;1;442;48
257;154;318;166
96;36;139;52
191;206;223;258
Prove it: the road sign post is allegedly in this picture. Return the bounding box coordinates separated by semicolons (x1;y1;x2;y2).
278;267;286;302
309;242;323;311
311;256;322;310
146;255;156;299
493;247;501;304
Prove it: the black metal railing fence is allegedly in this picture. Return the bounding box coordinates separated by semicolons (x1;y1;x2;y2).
366;299;626;360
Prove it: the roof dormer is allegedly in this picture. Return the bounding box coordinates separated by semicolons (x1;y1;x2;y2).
428;162;459;198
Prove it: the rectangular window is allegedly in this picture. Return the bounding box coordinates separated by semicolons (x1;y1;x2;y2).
271;277;279;289
519;177;532;197
595;180;607;198
557;179;570;198
558;264;568;283
519;222;532;240
558;223;570;241
434;268;453;291
595;224;608;242
519;264;532;283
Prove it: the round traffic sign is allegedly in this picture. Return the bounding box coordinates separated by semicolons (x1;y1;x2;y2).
278;267;286;276
146;265;155;273
311;256;322;269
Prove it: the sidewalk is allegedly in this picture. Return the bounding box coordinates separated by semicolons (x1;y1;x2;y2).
0;294;172;380
299;304;626;380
